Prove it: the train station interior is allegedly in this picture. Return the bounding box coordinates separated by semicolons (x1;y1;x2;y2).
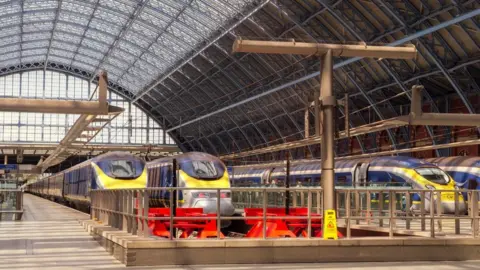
0;0;479;268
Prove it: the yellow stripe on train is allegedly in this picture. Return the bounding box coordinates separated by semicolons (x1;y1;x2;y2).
399;168;464;202
93;163;148;189
179;170;230;188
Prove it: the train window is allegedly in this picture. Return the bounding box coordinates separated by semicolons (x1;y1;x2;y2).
415;168;450;185
181;160;225;180
192;161;216;177
110;160;136;179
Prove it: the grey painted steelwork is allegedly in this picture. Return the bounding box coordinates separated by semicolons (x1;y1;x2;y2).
0;1;478;158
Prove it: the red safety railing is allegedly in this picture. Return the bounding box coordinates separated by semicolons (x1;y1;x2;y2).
148;207;224;239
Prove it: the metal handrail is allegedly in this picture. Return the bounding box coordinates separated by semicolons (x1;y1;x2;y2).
90;187;479;240
0;189;23;221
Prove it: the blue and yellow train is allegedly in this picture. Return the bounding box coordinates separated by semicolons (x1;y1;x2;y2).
427;156;480;188
147;152;235;218
229;156;466;214
27;152;147;210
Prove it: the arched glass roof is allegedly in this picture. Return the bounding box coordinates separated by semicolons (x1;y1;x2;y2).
0;69;176;145
0;0;257;92
0;0;478;161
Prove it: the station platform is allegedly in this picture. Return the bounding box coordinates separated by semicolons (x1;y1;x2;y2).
5;194;480;268
0;194;124;269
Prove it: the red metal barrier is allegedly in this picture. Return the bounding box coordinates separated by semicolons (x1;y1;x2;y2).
243;207;342;238
148;208;224;239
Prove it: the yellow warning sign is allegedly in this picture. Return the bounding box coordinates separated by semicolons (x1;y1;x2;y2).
323;209;337;240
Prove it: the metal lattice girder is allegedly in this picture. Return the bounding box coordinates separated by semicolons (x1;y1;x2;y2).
164;9;480;133
0;0;265;95
220;117;410;159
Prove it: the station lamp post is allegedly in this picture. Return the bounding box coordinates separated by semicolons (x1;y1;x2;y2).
232;39;417;238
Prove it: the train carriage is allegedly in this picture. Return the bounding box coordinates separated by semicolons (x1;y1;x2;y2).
147;152;235;225
26;152;147;210
230;156;466;214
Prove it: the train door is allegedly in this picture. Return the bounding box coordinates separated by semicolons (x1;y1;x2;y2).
261;169;272;186
353;162;369;188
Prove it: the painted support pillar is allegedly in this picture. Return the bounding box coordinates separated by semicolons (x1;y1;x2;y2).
320;50;336;213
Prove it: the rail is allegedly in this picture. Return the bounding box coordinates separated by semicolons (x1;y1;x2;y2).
0;189;23;221
90;187;479;240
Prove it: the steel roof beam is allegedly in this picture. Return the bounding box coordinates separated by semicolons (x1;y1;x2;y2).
68;0;101;67
44;0;62;72
165;9;480;133
380;1;479;134
132;0;270;103
89;0;150;82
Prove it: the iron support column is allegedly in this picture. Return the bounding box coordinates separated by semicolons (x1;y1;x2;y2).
320;50;336;212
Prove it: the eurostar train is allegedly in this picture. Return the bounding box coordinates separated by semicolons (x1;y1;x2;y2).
427;156;480;188
146;152;235;224
229;156;465;214
26;152;147;210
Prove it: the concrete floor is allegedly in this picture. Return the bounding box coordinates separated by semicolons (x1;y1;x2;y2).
124;262;480;270
1;194;478;270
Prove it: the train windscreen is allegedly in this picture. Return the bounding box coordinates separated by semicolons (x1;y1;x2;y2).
98;159;144;179
181;160;225;180
415;167;450;185
110;160;136;178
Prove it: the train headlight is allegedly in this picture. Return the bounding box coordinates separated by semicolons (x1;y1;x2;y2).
425;184;435;190
192;192;210;198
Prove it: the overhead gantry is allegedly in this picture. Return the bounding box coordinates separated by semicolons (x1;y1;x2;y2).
0;71;124;171
232;39;418;235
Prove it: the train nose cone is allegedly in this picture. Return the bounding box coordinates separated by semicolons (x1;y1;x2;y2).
192;199;235;216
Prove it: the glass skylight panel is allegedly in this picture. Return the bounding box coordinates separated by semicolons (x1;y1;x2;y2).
50;48;75;59
0;51;20;62
149;0;183;16
183;9;218;33
90;18;122;35
23;40;49;50
22;32;49;42
101;63;122;78
78;47;104;60
23;10;55;23
81;37;110;53
123;31;151;49
72;61;95;73
53;32;82;45
0;27;20;39
95;7;128;26
51;40;77;52
84;29;115;47
24;0;57;10
75;54;99;67
62;0;94;16
22;48;48;57
23;21;53;32
0;15;20;28
169;21;202;42
0;44;19;55
106;55;131;70
190;1;226;24
149;44;176;64
116;39;143;57
140;53;166;69
0;1;21;14
129;64;154;80
56;22;85;36
215;0;246;13
59;11;90;26
110;47;136;65
48;55;71;65
130;22;158;40
0;35;20;47
139;9;169;29
101;0;135;15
